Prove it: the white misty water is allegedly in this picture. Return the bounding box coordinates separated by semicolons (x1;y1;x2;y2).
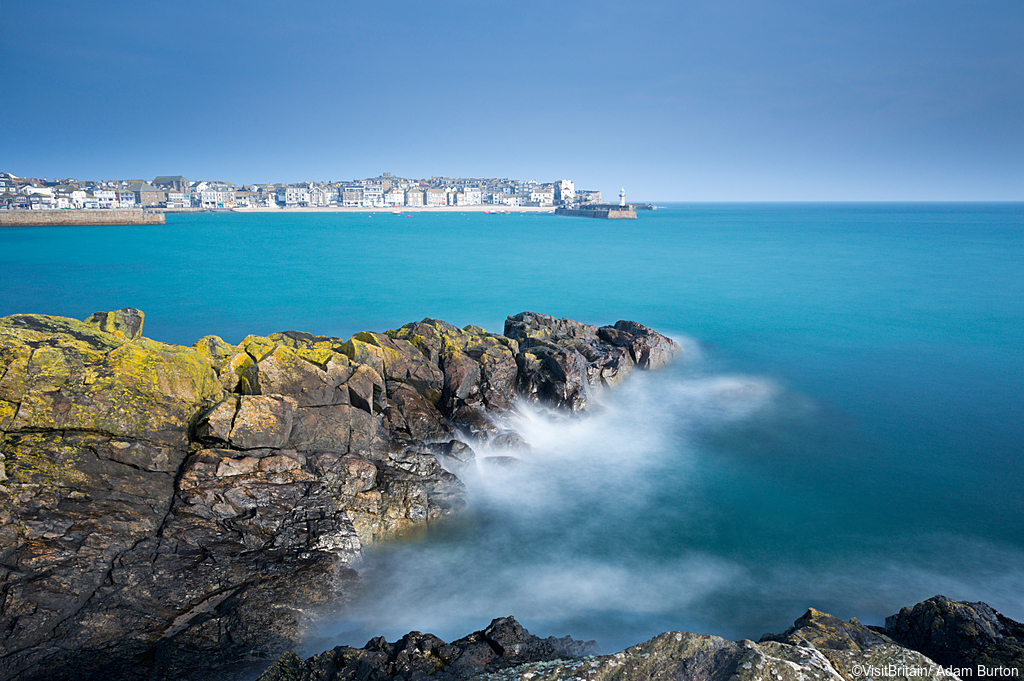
318;331;1024;654
321;338;787;651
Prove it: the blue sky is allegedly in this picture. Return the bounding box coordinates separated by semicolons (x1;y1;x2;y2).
2;0;1022;200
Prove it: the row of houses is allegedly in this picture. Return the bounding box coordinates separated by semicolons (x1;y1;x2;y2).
0;172;603;210
0;175;189;211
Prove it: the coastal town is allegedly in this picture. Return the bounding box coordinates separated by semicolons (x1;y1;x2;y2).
0;172;607;211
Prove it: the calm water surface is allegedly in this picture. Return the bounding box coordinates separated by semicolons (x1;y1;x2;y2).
2;203;1021;651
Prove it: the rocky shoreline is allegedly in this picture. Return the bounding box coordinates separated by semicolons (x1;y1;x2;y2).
0;309;678;681
4;310;1021;681
261;596;1024;681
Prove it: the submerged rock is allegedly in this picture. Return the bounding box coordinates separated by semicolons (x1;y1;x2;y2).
0;309;678;681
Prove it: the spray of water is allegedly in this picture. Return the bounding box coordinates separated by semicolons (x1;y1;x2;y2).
319;333;1024;654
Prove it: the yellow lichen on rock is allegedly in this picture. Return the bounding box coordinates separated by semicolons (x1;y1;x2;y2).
0;313;223;447
192;334;238;362
0;399;20;431
267;331;348;370
224;352;259;394
192;336;261;395
83;308;145;341
2;432;91;494
0;340;33;401
229;395;294;449
241;335;277;363
341;336;387;376
352;332;407;373
258;344;309;385
109;339;221;403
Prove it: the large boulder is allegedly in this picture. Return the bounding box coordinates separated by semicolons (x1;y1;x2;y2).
348;330;444;405
885;596;1024;672
603;320;679;369
505;312;680;411
388;319;519;437
0;312;223;680
760;606;897;650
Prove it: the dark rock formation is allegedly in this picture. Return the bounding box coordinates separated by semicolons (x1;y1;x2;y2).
885;595;1024;672
504;313;680;412
0;309;678;681
271;601;1009;681
755;606;936;681
258;616;598;681
387;319;519;439
760;606;897;650
486;628;947;681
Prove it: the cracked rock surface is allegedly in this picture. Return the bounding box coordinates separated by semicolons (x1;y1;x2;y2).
0;309;679;681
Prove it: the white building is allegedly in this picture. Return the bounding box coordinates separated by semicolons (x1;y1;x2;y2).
165;192;189;208
275;186;310;206
341;185;363;207
425;188;446;207
200;189;237;208
309;186;332;207
530;187;554;206
94;189;118;209
362;185;384;207
554;179;575;205
117;190;136;207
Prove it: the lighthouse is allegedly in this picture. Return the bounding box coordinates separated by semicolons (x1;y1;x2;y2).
619;187;626;207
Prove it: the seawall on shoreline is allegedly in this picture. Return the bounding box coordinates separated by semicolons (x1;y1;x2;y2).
0;209;165;226
555;206;638;219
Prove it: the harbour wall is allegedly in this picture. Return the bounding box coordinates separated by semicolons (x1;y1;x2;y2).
554;207;637;219
0;209;165;227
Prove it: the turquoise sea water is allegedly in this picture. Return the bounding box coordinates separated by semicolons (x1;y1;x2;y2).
2;204;1022;652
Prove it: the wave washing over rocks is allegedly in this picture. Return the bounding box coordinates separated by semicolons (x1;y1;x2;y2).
0;309;678;681
4;311;1022;681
